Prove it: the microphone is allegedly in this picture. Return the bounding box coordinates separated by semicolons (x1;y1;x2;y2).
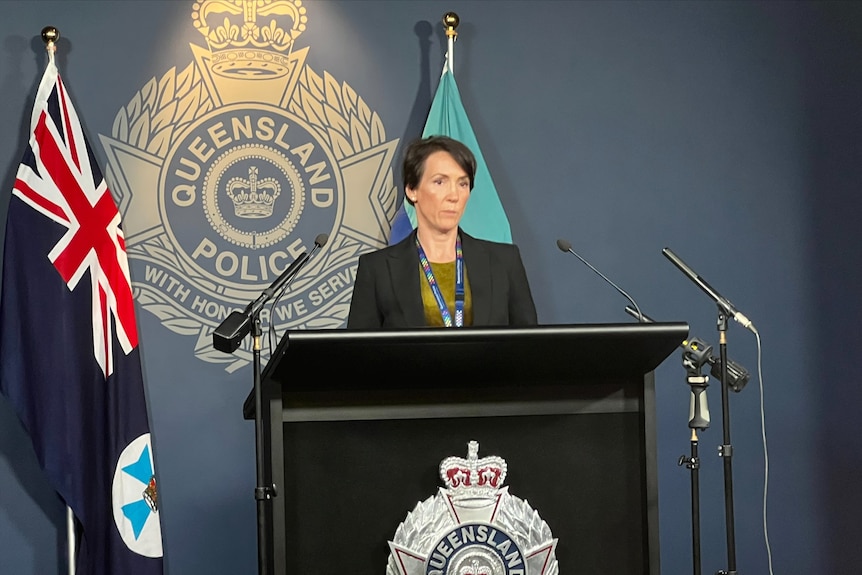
212;234;329;353
662;247;757;334
556;238;645;322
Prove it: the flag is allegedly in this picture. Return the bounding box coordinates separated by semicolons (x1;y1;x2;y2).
389;62;513;245
0;54;163;574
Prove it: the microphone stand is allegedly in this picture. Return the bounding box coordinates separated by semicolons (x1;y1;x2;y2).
662;248;753;575
211;234;328;575
679;337;713;575
715;310;738;575
626;302;750;575
680;430;703;575
251;312;275;575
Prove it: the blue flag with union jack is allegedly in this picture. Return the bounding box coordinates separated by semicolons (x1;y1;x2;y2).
0;54;164;574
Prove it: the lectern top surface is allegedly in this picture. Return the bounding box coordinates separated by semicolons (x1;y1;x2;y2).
261;322;688;387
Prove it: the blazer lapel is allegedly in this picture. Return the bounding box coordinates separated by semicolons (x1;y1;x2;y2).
461;232;493;326
387;233;425;327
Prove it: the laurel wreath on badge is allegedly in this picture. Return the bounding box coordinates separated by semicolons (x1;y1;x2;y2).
112;60;397;371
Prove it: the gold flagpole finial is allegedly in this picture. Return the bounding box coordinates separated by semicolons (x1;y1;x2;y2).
41;26;59;54
443;12;459;39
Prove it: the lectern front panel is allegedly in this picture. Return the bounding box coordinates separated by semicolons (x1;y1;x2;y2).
281;411;647;574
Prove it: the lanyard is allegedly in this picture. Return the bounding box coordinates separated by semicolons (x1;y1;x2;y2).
415;235;464;327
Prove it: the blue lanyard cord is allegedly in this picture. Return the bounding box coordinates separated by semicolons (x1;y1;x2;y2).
415;235;464;328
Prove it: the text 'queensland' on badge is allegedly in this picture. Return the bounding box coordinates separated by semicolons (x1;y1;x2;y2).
387;441;559;575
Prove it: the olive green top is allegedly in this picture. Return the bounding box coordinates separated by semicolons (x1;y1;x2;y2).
419;261;473;327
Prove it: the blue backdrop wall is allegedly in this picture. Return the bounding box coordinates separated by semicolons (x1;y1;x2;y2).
1;1;859;573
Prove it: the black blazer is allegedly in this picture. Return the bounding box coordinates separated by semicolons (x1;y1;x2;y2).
347;230;537;329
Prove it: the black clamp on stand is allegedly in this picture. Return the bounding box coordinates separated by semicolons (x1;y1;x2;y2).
211;234;327;575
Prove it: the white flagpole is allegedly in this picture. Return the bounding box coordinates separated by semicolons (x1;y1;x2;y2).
67;506;77;575
443;12;459;74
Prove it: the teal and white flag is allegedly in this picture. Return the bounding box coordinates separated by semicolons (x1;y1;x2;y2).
389;64;512;244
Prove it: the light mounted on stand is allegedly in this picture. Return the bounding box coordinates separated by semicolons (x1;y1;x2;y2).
685;338;751;393
625;305;751;392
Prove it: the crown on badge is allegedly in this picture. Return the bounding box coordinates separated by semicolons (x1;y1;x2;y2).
226;166;281;218
440;441;507;495
192;0;307;52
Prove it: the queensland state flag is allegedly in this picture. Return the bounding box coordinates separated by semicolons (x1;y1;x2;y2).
0;53;164;573
389;57;512;245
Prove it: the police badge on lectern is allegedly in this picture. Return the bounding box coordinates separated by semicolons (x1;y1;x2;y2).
386;441;559;575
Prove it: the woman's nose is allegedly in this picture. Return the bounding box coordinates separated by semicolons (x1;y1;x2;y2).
445;183;460;200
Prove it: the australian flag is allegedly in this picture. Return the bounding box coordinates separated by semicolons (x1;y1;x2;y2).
0;53;164;573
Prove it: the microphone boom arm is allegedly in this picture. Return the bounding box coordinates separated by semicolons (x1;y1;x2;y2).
212;233;328;353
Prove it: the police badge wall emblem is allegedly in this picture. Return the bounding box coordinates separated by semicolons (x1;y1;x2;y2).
99;0;398;371
387;441;559;575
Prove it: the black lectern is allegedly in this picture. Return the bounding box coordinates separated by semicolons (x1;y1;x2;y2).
244;322;687;575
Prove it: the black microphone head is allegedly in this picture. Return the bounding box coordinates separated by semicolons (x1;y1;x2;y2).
212;310;252;353
314;233;329;248
556;238;572;252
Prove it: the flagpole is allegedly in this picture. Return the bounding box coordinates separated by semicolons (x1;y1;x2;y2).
443;12;459;74
41;24;77;575
66;507;76;575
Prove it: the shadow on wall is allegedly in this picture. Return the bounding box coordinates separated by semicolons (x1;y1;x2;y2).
394;19;435;220
803;4;862;574
0;34;33;262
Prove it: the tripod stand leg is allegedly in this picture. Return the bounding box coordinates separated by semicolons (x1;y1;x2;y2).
679;429;702;575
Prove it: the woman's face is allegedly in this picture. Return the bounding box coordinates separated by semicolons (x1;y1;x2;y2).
408;150;471;236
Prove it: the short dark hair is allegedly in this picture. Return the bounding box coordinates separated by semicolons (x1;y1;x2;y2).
402;136;476;205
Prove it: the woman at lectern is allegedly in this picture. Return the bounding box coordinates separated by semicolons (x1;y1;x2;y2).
346;136;537;329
